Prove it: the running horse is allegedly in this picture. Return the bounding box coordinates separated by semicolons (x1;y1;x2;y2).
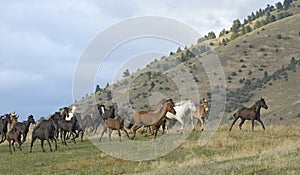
130;101;176;140
229;97;268;131
191;98;209;131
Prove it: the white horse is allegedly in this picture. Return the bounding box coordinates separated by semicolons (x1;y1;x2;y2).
166;99;196;131
66;105;77;121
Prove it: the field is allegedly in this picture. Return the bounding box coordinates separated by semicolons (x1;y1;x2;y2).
1;124;300;175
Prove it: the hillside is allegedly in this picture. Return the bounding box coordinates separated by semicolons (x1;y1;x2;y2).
73;1;300;126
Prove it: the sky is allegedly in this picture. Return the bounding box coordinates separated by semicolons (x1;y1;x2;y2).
0;0;279;120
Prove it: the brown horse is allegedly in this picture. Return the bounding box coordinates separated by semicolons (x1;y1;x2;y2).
191;98;209;131
130;101;176;140
229;97;268;131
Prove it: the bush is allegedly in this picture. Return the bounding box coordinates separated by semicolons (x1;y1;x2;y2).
277;34;282;39
231;72;237;76
259;48;266;52
241;64;247;68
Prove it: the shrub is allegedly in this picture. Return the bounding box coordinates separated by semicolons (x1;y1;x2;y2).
259;48;266;52
277;34;282;39
231;72;237;76
241;64;247;68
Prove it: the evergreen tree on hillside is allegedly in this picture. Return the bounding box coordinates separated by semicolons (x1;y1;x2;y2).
275;2;284;11
231;19;241;33
123;69;130;77
205;31;216;39
283;0;292;10
219;29;226;37
95;84;101;93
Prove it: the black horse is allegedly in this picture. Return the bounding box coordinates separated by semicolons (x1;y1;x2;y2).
102;103;118;120
229;97;268;131
15;115;36;143
0;114;11;143
30;117;58;153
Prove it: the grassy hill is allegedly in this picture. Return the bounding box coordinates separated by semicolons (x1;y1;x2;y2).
73;0;300;126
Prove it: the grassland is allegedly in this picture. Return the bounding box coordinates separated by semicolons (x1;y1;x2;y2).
0;124;300;175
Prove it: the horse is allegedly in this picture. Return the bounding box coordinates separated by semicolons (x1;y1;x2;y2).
165;99;196;132
102;103;118;120
57;116;78;145
0;114;11;143
137;98;174;134
30;117;58;153
191;98;209;131
229;97;268;131
130;101;176;140
7;125;24;154
99;114;130;142
15;115;36;143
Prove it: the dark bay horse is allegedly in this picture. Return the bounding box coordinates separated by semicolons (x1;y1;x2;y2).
130;101;176;140
229;97;268;131
15;115;36;143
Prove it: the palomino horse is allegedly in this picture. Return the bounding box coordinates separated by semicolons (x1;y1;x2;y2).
165;99;196;132
191;99;209;131
7;112;18;132
130;101;176;140
229;97;268;131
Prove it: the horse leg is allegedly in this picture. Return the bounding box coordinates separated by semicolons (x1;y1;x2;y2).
162;119;166;134
257;118;266;130
130;124;141;140
99;126;107;142
251;119;255;131
46;139;52;152
17;140;22;151
108;129;113;141
80;130;84;142
41;140;46;152
239;118;246;130
63;131;68;146
8;140;12;154
122;128;130;139
199;117;205;131
229;117;239;131
30;137;37;153
12;140;16;152
117;129;121;142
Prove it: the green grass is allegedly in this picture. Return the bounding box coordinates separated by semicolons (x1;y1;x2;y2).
1;125;300;175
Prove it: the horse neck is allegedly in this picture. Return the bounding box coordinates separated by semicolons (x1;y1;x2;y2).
176;103;188;116
23;120;31;129
252;102;262;114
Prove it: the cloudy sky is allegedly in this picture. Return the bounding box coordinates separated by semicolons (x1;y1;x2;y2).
0;0;279;120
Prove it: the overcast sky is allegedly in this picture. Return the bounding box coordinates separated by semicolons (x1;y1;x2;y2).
0;0;279;120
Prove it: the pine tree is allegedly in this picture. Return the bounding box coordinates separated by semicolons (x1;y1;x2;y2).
95;85;101;93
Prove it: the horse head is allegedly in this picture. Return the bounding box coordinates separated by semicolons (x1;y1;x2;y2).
28;115;36;124
259;97;268;110
166;101;176;115
202;99;209;112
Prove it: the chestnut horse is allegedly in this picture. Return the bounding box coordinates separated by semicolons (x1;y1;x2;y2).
229;97;268;131
130;101;176;140
191;98;209;131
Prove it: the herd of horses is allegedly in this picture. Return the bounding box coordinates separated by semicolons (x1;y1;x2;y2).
0;97;268;154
